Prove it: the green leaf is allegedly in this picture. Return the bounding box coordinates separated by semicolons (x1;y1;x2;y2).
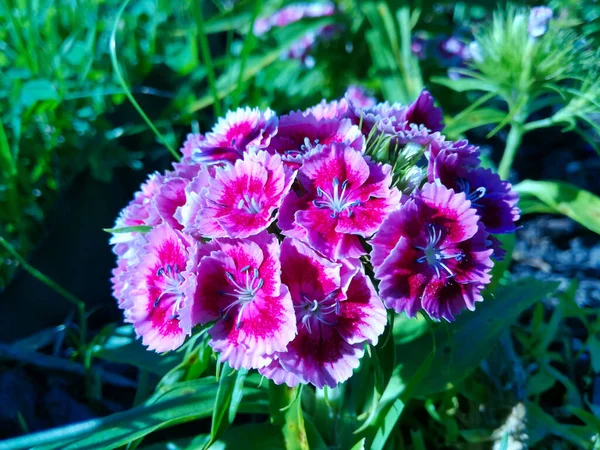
103;225;152;234
392;313;428;344
431;76;498;93
20;79;60;107
588;334;600;373
93;325;182;376
1;378;267;450
514;180;600;234
207;364;248;447
395;278;558;396
444;108;506;136
269;383;309;450
527;402;595;447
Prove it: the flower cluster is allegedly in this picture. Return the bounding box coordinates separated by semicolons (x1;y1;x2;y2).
110;87;519;387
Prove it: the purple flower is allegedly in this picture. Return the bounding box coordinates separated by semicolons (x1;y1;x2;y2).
428;149;520;234
115;224;198;352
372;183;494;321
269;110;364;169
279;143;401;260
353;90;445;148
180;150;295;239
192;107;278;165
259;238;386;388
528;6;553;38
181;232;296;370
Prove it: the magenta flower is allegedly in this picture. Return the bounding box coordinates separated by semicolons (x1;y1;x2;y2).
110;172;165;258
181;151;295;239
154;177;188;230
426;137;481;172
428;149;520;234
118;224;198;352
372;183;494;321
181;232;296;370
260;238;386;388
279;143;400;260
269;110;364;169
192;107;278;165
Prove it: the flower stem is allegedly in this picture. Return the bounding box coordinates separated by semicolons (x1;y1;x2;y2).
498;117;525;179
269;383;309;450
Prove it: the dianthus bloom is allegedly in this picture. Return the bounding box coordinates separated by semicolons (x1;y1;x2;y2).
528;6;553;38
117;224;198;352
191;107;277;165
260;238;386;388
181;232;296;370
279;142;400;259
372;183;493;321
180;150;295;239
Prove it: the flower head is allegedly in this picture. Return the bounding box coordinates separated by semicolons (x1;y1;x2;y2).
192;107;278;165
260;238;386;388
269;110;364;169
372;183;494;321
118;224;198;352
181;232;296;370
428;149;520;234
279;143;400;260
181;151;295;239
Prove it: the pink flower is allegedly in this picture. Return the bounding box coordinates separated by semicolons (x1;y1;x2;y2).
345;85;377;109
154;177;188;230
110;173;165;258
279;143;400;260
191;107;278;165
304;97;350;120
118;224;198;352
269;110;364;169
180;151;295;239
425;137;480;172
260;238;386;388
428;149;520;234
372;183;494;321
181;232;296;370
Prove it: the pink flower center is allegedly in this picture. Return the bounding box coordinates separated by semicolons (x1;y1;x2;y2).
219;266;264;329
415;224;463;279
313;177;361;218
154;264;185;319
295;292;340;333
457;178;486;207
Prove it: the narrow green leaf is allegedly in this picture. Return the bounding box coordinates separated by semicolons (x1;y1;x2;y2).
103;225;152;234
444;108;506;136
514;180;600;234
431;76;498;93
207;364;248;447
269;383;309;450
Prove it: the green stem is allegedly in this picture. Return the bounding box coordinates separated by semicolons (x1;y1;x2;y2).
0;237;87;346
232;0;262;108
269;383;309;450
523;116;560;132
498;117;525;179
193;1;222;117
110;0;180;161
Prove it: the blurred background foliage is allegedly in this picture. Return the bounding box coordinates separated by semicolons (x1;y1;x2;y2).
1;0;600;448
